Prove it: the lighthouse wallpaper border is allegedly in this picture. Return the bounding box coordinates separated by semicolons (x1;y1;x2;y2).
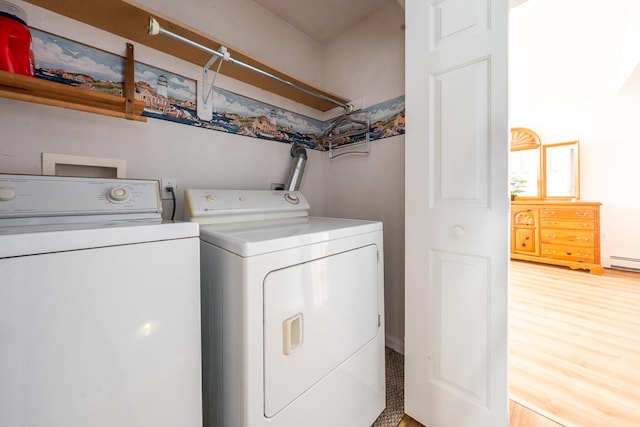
30;28;126;96
30;28;198;123
27;28;405;151
134;62;197;124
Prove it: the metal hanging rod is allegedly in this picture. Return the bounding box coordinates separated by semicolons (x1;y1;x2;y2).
148;17;353;113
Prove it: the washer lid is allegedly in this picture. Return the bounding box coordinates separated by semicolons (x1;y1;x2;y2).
0;220;199;258
198;216;382;257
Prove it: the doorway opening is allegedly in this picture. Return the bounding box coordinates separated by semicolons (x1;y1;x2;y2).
508;1;640;425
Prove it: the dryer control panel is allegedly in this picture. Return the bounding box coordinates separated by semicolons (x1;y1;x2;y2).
185;189;310;225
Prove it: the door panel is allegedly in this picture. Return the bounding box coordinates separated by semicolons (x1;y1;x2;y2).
404;0;509;426
434;59;489;205
430;251;490;407
433;0;489;46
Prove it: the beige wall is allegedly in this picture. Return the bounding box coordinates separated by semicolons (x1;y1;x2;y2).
133;0;325;88
323;1;406;351
2;0;329;217
0;0;406;351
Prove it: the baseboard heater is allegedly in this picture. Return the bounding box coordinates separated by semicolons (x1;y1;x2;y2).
606;256;640;272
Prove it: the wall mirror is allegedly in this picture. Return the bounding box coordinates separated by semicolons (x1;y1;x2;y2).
510;127;541;198
543;141;580;199
510;128;581;200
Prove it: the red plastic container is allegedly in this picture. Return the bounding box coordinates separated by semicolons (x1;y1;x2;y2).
0;1;35;76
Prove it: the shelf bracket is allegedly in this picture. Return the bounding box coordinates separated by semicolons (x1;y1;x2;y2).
124;43;135;120
199;45;230;121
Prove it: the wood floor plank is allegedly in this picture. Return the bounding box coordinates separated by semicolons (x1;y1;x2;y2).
509;260;640;427
399;401;558;427
510;400;565;427
397;414;424;427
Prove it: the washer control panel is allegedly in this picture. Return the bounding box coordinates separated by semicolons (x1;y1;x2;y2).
185;189;310;224
0;174;162;220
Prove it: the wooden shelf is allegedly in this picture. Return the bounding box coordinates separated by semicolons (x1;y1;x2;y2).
0;70;147;122
23;0;350;112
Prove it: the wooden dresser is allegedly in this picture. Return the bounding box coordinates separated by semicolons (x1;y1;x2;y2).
511;201;603;274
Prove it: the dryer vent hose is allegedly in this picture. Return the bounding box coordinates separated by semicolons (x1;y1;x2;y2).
285;144;307;191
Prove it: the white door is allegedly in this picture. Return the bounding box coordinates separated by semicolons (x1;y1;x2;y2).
404;0;509;426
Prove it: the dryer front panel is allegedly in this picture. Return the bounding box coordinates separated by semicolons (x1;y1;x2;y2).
263;244;379;417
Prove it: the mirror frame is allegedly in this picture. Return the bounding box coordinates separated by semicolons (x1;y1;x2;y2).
510;128;581;201
542;140;580;200
510;127;542;199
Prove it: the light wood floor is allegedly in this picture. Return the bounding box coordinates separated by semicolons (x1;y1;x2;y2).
509;400;564;427
510;260;640;427
399;261;639;427
397;400;562;427
397;414;423;427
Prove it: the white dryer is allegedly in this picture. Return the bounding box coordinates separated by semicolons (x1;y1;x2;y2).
0;174;202;427
185;189;385;427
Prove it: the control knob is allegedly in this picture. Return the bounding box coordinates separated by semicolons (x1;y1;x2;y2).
107;186;130;203
0;187;16;201
284;193;300;204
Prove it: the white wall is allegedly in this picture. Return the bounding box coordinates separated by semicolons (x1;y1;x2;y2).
510;0;640;264
323;1;406;352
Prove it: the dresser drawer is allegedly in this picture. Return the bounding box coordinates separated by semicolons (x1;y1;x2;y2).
540;229;596;247
541;207;595;220
512;208;538;226
510;201;602;273
540;218;595;230
541;244;596;263
512;228;539;256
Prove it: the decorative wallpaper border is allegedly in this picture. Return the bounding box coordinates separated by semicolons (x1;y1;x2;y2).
30;28;405;151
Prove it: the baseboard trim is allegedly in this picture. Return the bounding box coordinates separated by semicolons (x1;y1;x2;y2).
603;255;640;272
385;335;404;354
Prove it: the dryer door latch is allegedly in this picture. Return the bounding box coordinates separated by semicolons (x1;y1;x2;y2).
283;313;303;355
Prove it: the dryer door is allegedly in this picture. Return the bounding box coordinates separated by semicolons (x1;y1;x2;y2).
263;244;379;417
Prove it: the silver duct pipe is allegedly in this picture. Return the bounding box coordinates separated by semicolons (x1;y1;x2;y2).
285;144;307;191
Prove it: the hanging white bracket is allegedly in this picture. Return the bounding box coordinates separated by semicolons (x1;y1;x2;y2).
199;46;230;120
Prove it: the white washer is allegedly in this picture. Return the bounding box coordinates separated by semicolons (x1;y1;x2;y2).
185;189;385;427
0;174;202;427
